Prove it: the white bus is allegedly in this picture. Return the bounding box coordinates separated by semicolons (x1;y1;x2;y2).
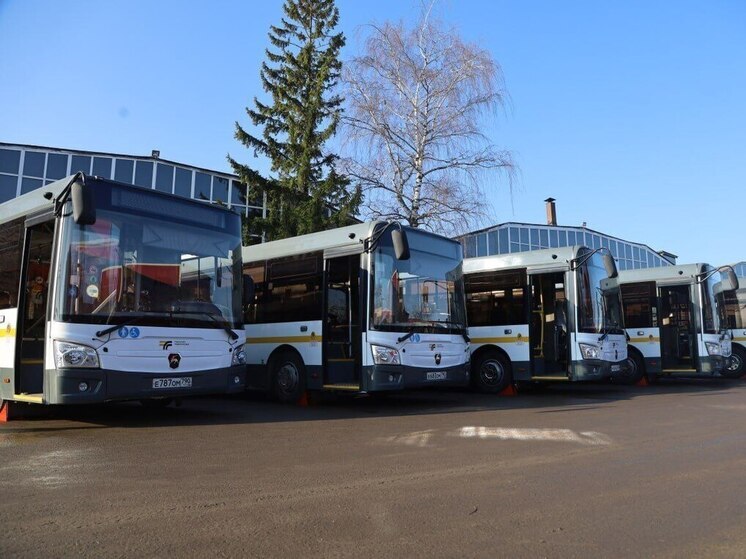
242;222;470;402
464;246;629;392
722;261;745;377
0;174;247;413
618;264;738;381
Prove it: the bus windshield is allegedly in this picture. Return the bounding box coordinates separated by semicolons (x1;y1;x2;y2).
576;252;624;335
723;288;746;330
54;190;242;330
371;232;466;334
706;270;731;334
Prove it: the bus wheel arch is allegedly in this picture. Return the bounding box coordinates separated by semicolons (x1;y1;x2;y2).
268;346;307;403
621;347;646;384
470;345;513;393
723;344;746;379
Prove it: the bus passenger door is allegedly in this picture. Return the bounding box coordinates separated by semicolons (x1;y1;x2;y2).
16;221;55;397
529;272;568;377
323;255;360;387
659;285;694;370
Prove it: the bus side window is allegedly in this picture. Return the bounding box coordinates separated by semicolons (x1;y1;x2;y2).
0;217;24;309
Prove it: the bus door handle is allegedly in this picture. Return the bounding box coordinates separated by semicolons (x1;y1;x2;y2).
504;329;512;335
300;325;308;332
0;315;4;324
637;331;644;336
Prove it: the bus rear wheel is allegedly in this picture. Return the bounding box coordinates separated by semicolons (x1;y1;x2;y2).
472;351;512;393
272;351;306;404
722;345;745;379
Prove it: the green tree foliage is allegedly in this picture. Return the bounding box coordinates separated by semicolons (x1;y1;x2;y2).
230;0;360;243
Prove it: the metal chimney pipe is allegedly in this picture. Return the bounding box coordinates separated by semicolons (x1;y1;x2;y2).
544;197;557;226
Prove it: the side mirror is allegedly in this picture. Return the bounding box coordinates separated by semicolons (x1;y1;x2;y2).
721;269;739;292
392;228;410;261
242;275;255;306
603;253;618;279
71;179;96;225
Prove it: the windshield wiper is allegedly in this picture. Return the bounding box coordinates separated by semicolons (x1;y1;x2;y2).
95;314;150;338
168;310;239;341
428;320;470;342
397;328;416;343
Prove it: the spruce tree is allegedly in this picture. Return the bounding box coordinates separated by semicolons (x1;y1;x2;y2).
229;0;360;243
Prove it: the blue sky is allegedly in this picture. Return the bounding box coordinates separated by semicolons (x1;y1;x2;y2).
1;0;744;264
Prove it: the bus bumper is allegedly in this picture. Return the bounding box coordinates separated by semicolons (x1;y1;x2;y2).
362;362;470;392
569;359;625;381
44;365;246;404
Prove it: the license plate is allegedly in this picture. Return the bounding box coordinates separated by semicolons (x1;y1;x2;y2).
426;371;447;381
152;377;192;389
611;365;621;372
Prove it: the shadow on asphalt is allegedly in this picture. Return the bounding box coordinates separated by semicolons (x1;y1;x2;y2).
3;376;743;429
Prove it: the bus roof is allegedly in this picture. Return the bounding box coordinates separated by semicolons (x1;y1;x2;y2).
618;263;710;285
0;175;71;224
242;222;460;262
0;174;238;225
463;245;586;274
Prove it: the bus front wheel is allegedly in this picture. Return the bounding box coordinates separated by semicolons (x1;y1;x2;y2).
723;345;745;379
472;351;512;393
619;351;645;384
272;351;306;404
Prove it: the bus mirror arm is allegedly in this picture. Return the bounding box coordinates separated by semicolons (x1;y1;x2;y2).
569;247;616;278
54;172;96;225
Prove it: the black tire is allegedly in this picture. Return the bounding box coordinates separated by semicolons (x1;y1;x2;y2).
472;351;512;393
271;351;306;403
722;344;746;379
617;351;645;384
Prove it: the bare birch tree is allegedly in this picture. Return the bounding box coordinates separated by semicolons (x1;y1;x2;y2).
341;5;514;235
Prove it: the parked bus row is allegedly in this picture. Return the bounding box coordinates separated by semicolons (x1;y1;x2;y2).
0;175;740;415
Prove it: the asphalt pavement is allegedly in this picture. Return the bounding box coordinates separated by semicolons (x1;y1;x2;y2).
2;379;746;558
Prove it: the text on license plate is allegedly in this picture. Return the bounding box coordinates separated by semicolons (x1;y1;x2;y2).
153;377;192;389
611;365;621;372
426;371;447;381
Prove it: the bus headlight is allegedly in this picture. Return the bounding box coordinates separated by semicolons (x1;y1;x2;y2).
705;342;722;356
54;341;100;369
579;343;600;360
372;345;400;365
232;345;247;366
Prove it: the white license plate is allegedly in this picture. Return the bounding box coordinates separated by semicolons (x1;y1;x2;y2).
152;377;192;389
611;364;621;372
426;371;447;381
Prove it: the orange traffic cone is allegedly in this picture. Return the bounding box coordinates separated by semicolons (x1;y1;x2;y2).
499;384;518;396
0;401;10;423
297;391;309;407
635;376;649;387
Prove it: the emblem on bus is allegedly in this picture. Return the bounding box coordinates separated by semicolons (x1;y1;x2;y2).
160;340;173;350
168;353;181;369
435;353;442;365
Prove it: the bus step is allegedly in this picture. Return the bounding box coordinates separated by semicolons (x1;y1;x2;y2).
13;393;44;404
322;383;360;391
530;376;570;382
662;369;698;373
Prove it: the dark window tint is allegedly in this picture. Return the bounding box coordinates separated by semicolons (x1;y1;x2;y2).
47;153;68;179
231;180;245;205
477;233;487;256
212;176;229;203
174;167;192;198
621;281;657;328
549;229;558;248
465;270;527;327
487;230;498;255
519;227;528;245
244;253;323;323
114;159;134;183
0;149;21;174
155;163;174;193
540;229;548;248
0;217;24;308
21;177;43;194
70;155;91;175
464;236;477;258
92;157;112;178
567;231;576;246
498;228;509;253
134;161;153;188
24;152;45;177
530;228;539;248
0;174;17;202
195;172;211;200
